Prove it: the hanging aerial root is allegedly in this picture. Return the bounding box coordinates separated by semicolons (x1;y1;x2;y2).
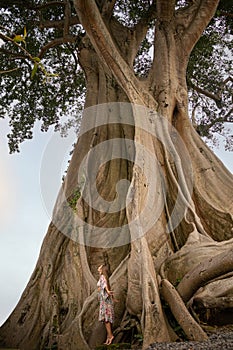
177;248;233;303
160;278;208;341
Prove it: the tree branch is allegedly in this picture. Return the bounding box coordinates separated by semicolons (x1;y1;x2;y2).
102;0;117;18
220;76;233;89
1;20;77;70
64;0;72;36
108;2;156;66
35;1;65;10
0;32;33;60
0;47;28;60
73;0;156;107
189;75;232;108
65;43;79;72
0;67;19;74
0;0;33;8
196;110;233;136
200;108;233;130
189;80;221;103
128;1;157;55
218;11;233;18
223;107;233;122
36;16;80;30
38;35;77;58
179;0;220;54
156;0;176;21
0;0;65;10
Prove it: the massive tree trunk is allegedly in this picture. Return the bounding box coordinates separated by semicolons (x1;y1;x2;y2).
0;1;233;349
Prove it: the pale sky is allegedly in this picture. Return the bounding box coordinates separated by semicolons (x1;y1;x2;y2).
0;118;232;326
0;120;67;326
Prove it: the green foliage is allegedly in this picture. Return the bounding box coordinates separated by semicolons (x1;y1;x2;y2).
187;18;232;150
68;188;81;211
0;2;85;152
0;0;232;152
13;26;27;46
134;29;154;77
114;0;152;27
216;0;233;34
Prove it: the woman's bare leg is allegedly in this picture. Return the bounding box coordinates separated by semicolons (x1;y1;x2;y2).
104;322;114;344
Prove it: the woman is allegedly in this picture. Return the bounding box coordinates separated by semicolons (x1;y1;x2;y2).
97;264;114;345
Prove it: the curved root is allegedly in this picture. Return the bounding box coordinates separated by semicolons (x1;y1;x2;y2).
177;248;233;303
160;278;208;341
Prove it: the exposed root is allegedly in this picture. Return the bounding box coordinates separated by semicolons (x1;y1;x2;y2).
177;247;233;303
160;278;208;341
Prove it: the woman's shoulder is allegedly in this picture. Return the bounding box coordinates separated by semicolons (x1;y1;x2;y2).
100;274;106;281
100;274;108;286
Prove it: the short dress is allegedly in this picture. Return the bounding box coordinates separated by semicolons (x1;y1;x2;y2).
97;274;114;323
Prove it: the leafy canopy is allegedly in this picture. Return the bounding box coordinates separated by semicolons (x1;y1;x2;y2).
0;0;232;152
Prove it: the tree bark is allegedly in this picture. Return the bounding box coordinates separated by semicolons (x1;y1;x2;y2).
0;1;232;349
177;248;233;303
160;279;208;341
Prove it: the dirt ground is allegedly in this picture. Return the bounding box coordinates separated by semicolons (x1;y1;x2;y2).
147;325;233;350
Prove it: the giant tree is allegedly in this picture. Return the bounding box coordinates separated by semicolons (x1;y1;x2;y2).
0;1;233;350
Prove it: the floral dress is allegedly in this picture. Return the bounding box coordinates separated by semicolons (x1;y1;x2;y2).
97;274;114;323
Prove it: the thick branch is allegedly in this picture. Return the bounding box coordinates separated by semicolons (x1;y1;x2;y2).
74;0;156;107
156;0;176;21
182;0;220;54
133;2;157;44
101;0;117;17
115;2;157;65
64;0;72;36
130;1;157;52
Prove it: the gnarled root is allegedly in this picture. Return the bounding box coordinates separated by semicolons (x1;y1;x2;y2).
177;247;233;303
160;278;208;341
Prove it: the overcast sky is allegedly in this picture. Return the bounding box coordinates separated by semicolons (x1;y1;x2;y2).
0;118;232;326
0;120;69;326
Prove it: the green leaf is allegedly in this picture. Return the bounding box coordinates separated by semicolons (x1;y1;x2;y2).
32;57;41;63
13;34;24;42
31;64;38;80
23;26;27;38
